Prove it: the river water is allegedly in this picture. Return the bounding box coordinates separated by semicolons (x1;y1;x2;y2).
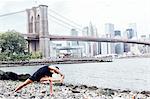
0;58;150;91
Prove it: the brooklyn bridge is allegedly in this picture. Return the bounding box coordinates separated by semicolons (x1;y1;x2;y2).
1;5;150;58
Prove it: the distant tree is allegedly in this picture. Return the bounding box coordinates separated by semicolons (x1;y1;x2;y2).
0;30;27;55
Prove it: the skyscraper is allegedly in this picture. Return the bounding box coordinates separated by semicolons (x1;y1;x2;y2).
101;23;115;55
128;23;137;38
105;23;115;37
123;24;139;54
82;22;98;57
69;29;80;57
71;29;79;46
114;30;121;36
126;29;134;39
114;30;124;54
123;29;134;53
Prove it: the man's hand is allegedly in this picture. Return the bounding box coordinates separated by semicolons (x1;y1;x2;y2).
60;79;64;83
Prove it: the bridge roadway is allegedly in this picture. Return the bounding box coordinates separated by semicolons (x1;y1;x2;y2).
23;33;150;45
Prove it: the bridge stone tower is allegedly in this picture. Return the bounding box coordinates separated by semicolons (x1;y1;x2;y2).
26;5;50;58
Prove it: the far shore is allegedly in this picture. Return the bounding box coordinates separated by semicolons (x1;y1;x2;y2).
0;55;149;68
0;57;113;67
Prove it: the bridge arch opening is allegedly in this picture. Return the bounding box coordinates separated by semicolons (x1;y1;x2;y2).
29;16;33;33
35;15;40;33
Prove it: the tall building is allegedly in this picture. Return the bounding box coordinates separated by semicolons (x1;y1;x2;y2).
82;23;98;57
128;23;137;38
114;30;121;36
114;30;124;54
82;27;90;57
123;26;139;54
82;27;89;36
101;23;115;55
123;29;134;53
105;23;115;37
126;29;134;39
71;29;79;46
69;29;81;57
101;35;108;55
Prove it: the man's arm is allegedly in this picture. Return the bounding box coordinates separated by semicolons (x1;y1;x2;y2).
40;76;61;83
48;66;65;83
58;71;65;83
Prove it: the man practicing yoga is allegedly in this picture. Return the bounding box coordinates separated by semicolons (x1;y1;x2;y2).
15;65;64;92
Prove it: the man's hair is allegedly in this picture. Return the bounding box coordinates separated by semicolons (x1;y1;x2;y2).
55;66;59;70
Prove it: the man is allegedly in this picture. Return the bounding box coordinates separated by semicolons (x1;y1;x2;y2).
15;65;64;92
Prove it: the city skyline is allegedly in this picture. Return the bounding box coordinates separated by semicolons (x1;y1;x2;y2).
0;0;150;37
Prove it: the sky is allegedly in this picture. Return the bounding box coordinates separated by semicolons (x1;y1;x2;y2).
0;0;150;37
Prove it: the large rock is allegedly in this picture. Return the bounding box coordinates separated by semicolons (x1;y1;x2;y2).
0;70;18;80
0;70;5;75
18;74;30;81
4;72;18;80
0;70;30;81
0;70;5;79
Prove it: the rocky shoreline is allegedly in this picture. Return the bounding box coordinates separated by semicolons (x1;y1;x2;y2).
0;70;150;99
0;80;150;99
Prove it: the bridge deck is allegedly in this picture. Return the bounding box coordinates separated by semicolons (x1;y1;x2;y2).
22;34;150;45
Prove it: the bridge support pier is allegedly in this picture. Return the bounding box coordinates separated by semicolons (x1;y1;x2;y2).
39;37;50;58
26;5;50;58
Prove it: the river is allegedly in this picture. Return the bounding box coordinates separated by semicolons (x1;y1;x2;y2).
0;58;150;91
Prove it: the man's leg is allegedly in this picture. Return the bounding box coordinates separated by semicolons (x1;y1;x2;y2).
15;79;33;92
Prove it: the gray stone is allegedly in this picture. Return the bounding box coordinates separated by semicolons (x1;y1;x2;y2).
71;90;80;93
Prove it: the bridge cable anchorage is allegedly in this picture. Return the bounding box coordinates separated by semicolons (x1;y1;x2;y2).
48;9;82;28
48;14;82;31
0;10;26;18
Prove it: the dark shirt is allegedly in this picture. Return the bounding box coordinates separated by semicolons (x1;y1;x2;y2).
29;65;53;81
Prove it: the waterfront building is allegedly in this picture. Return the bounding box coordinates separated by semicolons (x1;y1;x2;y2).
130;37;141;55
139;35;150;54
49;42;61;58
97;42;101;54
115;43;124;54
